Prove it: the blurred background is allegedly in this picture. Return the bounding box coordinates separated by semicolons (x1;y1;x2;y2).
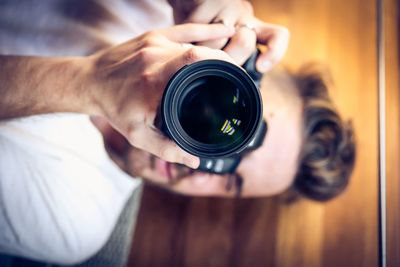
128;0;399;266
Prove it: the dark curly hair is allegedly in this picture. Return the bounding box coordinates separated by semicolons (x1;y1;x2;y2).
291;64;356;201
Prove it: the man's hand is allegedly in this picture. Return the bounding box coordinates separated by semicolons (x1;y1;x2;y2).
169;0;290;72
85;23;238;169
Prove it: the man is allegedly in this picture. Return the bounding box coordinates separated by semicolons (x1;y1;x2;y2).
0;0;354;265
101;64;355;200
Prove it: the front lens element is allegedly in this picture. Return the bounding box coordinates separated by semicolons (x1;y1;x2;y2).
179;76;247;145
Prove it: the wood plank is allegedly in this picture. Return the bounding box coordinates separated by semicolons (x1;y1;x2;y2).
385;0;400;266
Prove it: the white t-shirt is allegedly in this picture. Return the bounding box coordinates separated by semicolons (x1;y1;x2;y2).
0;0;173;264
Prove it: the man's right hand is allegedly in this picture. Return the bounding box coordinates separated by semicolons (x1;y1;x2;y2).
83;23;236;169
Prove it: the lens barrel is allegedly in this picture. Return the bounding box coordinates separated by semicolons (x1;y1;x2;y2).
161;60;263;159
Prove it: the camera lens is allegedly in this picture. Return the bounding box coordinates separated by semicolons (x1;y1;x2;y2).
161;60;262;158
179;76;247;145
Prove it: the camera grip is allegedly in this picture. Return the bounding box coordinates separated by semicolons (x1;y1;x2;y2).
241;48;263;88
197;157;242;174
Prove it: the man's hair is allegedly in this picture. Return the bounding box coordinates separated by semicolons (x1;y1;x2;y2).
291;64;356;201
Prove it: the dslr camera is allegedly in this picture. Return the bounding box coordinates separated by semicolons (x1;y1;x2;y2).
160;50;267;174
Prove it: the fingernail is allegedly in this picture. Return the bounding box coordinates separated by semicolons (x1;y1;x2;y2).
183;157;200;169
258;60;273;73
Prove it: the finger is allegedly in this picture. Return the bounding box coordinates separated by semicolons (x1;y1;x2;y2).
161;46;236;80
195;37;229;50
254;20;290;72
194;20;231;51
223;26;257;65
194;4;241;51
160;23;234;44
128;126;200;169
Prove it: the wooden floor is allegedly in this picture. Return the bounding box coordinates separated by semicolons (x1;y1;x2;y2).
128;0;399;266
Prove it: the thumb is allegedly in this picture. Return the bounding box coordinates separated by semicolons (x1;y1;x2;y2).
254;20;290;72
161;23;234;44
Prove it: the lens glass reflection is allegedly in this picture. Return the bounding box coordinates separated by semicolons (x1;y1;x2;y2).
179;76;248;145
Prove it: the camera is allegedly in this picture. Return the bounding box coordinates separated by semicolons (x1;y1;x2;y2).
160;50;267;174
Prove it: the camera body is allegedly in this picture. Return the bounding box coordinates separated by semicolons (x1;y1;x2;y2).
161;50;266;174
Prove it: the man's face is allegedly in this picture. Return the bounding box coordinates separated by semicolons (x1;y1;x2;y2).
124;72;304;197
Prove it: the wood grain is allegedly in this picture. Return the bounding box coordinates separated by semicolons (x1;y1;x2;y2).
128;0;380;266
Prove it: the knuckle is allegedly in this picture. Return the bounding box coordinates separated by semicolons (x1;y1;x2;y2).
277;26;290;38
144;30;158;39
136;48;152;61
127;129;138;145
143;31;162;47
236;34;255;51
243;1;254;15
183;47;202;64
267;55;281;66
139;70;155;85
159;147;174;161
269;57;279;65
216;49;230;61
212;38;229;50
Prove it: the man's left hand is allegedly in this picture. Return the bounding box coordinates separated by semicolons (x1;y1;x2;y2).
169;0;290;72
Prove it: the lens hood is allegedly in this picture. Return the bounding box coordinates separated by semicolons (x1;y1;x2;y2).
161;60;263;158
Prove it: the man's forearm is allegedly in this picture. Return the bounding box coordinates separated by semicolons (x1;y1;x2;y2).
0;55;94;120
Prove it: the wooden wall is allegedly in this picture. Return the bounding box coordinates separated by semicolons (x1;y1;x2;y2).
385;0;399;266
128;0;391;266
